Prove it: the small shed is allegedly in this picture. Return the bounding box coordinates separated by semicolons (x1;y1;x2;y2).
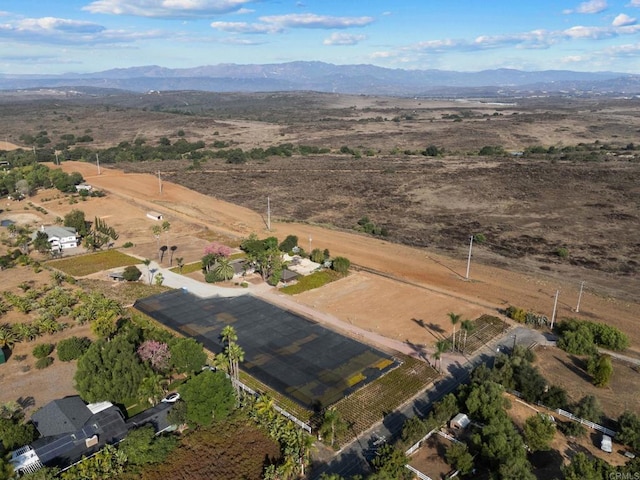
147;211;163;221
281;269;300;285
108;271;125;282
450;413;470;430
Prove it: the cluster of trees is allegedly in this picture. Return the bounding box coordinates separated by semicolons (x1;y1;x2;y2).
557;318;629;354
0;163;84;198
356;216;389;237
238;233;350;286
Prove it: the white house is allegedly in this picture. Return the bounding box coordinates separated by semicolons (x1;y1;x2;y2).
32;225;79;251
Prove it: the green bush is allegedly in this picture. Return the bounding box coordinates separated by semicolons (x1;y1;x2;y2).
35;356;54;369
32;343;54;359
557;318;629;353
331;256;351;275
559;420;585;438
505;306;527;323
122;242;134;248
556;247;569;259
57;336;92;361
123;265;142;281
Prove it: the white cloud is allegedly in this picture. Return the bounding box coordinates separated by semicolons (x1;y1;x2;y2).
323;33;366;46
15;17;106;34
370;51;396;59
210;21;281;33
258;13;374;29
83;0;255;17
563;0;608;14
563;25;612;38
612;13;637;26
628;0;640;6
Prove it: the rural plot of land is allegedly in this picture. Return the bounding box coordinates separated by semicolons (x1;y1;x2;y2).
134;290;398;409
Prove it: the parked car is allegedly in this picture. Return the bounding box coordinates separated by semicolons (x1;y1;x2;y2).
161;392;181;403
601;434;613;453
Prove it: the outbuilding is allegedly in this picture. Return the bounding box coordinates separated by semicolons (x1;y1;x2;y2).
450;413;471;430
146;211;163;221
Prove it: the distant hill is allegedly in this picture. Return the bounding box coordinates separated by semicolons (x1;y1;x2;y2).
1;61;639;97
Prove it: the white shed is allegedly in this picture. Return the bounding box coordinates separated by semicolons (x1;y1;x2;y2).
146;211;163;221
450;413;471;430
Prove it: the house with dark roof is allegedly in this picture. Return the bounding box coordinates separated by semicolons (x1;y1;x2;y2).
10;396;174;475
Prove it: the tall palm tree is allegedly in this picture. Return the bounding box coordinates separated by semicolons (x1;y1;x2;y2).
447;312;461;352
460;319;475;353
151;225;162;260
226;343;245;399
142;258;153;284
433;339;449;373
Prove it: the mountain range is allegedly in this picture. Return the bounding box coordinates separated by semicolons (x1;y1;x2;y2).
1;61;640;97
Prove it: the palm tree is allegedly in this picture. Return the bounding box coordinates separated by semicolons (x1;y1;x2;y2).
226;343;245;399
213;258;235;282
433;339;449;373
138;373;165;406
176;257;184;273
142;258;153;284
460;319;475;353
0;325;18;348
170;246;177;266
319;407;348;448
448;312;461;352
151;225;162;260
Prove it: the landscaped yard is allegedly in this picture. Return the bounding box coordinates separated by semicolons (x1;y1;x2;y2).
48;250;140;276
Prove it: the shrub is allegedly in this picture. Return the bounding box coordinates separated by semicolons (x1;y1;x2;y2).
35;356;54;369
122;242;134;248
556;247;569;259
505;306;527;323
57;336;92;361
122;265;142;282
32;343;54;359
559;421;585;438
331;256;351;275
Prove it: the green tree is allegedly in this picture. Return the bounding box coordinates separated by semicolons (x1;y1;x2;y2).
573;395;603;423
59;444;126;480
75;335;150;404
616;411;640;450
445;442;474;475
32;231;51;254
117;425;177;466
56;336;91;361
213;258;234;282
523;414;556;451
169;337;207;375
319;407;348;448
370;444;411;479
63;209;87;235
0;417;36;450
278;235;298;252
331;256;350;275
562;452;604;480
432;339;449;373
178;370;235;427
587;353;613;387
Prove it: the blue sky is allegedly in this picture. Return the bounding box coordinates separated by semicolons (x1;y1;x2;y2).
1;0;640;74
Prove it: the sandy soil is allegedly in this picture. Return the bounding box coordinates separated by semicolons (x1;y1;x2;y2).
49;162;640;357
0;140;21;151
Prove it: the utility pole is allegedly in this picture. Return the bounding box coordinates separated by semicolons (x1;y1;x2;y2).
465;235;474;280
157;171;162;194
550;289;559;330
96;153;101;175
267;196;271;231
308;236;312;253
54;151;59;166
576;281;585;313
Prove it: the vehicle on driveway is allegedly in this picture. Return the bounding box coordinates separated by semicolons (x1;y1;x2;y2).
161;392;181;403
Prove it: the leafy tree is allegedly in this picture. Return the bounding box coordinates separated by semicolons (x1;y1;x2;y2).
310;248;325;264
278;235;298;252
117;425;177;466
319;407;348;448
178;370;235;427
0;416;36;450
616;411;640;450
59;444;126;480
122;265;142;281
331;256;350;275
587;353;613;387
56;336;91;361
169;337;207;375
32;231;51;254
91;315;118;339
573;395;603;423
84;217;119;251
523;414;556;451
465;381;508;423
63;209;87;235
562;452;607;480
167;399;188;426
137;340;170;371
370;444;411;479
445;443;474;475
75;335;150;404
557;323;596;355
540;385;568;410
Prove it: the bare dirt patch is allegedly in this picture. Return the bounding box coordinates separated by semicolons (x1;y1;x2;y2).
533;347;640;420
408;434;456;480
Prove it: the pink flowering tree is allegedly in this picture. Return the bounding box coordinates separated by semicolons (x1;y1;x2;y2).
137;340;171;372
202;242;233;273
